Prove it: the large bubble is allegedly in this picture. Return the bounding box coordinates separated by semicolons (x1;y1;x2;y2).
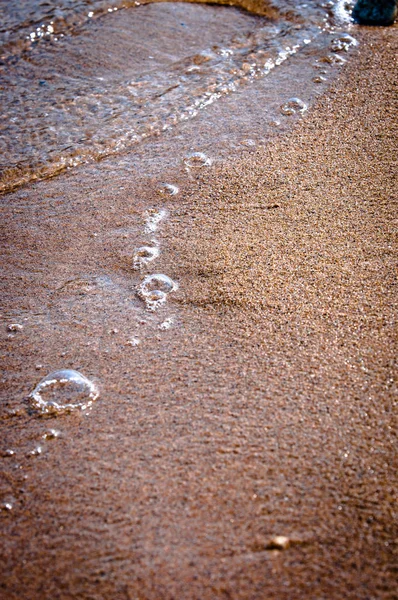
29;369;98;415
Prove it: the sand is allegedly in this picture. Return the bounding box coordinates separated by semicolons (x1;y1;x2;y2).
1;18;397;600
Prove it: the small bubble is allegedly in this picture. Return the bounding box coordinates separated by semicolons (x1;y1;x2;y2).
133;246;160;270
2;502;13;511
330;34;357;53
126;337;140;347
29;369;99;415
157;183;179;196
35;364;43;370
240;139;256;147
59;275;107;296
7;324;23;332
138;274;178;310
321;54;346;65
159;317;174;330
313;75;327;83
3;449;15;457
29;445;43;456
265;536;290;550
184;152;212;168
42;429;61;440
280;98;307;116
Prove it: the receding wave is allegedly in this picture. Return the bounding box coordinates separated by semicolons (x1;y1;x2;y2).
0;0;352;194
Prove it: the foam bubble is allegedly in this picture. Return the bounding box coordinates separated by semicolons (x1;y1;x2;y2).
159;317;174;330
29;369;99;415
133;246;160;270
330;34;357;53
7;323;23;332
144;208;167;234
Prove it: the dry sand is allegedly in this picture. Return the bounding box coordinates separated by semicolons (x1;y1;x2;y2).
1;20;397;600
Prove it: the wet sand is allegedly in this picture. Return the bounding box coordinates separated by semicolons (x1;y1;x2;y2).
1;17;397;600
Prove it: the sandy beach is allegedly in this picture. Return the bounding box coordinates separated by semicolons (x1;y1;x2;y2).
0;4;397;599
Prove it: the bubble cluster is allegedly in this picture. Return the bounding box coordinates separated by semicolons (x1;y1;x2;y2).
184;152;212;168
29;369;98;415
137;274;178;310
280;98;307;116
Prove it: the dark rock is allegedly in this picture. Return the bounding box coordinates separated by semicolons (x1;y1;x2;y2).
352;0;397;25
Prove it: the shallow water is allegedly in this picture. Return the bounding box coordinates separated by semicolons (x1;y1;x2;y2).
0;0;353;194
